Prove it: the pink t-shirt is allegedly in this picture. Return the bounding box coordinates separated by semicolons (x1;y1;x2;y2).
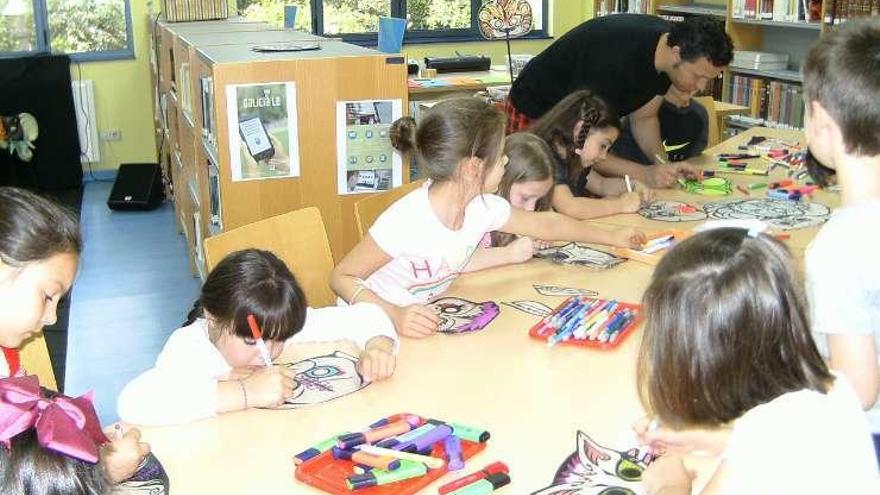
365;181;511;306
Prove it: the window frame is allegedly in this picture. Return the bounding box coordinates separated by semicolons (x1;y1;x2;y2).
312;0;549;46
0;0;134;61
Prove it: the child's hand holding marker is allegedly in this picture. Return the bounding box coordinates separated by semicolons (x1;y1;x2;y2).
358;336;396;382
633;416;731;457
392;303;440;338
241;365;299;408
100;424;151;484
641;455;696;495
608;227;647;249
505;235;539;264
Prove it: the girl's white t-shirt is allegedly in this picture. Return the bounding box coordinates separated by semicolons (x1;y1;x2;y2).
719;373;879;494
365;181;511;306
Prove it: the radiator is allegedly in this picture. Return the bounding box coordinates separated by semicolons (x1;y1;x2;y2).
71;80;100;163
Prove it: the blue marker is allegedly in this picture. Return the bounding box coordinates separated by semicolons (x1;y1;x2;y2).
598;309;631;342
550;300;593;344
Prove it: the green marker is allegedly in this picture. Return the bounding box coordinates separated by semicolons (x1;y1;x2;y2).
748;182;768;190
447;421;491;443
345;460;427;490
293;431;349;465
448;473;511;495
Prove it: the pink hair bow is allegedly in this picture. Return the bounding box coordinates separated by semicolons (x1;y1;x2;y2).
0;375;108;463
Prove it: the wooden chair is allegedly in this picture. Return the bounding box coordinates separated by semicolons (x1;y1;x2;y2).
203;207;336;308
694;96;720;147
354;180;425;240
19;333;57;390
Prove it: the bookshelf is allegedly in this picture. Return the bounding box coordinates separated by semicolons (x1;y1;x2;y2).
150;18;409;278
592;0;877;133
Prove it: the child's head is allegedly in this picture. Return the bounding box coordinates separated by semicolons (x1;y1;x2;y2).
803;17;880;173
193;249;307;367
637;228;832;429
0;187;81;348
491;133;555;247
497;133;555;211
0;376;109;495
390;98;507;195
529;90;620;183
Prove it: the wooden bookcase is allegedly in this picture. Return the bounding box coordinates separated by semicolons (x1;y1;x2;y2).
150;18;409;278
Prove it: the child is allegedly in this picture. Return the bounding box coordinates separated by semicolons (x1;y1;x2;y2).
529;90;654;220
329;98;645;338
0;187;162;491
635;228;878;494
117;248;398;426
468;132;555;271
801;18;880;462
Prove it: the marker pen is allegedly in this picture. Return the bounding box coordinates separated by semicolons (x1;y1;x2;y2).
357;445;445;469
445;422;491;443
246;314;273;366
397;423;452;453
444;435;465;471
332;447;401;471
293;432;348;465
438;462;509;495
447;473;511;495
337;417;420;449
345;459;428;490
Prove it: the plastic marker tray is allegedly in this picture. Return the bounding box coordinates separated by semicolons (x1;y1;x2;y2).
528;296;643;350
295;413;487;495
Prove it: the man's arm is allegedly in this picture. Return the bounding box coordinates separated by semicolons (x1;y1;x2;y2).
629;95;665;162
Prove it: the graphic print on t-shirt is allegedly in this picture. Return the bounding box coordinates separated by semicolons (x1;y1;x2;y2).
404;243;478;300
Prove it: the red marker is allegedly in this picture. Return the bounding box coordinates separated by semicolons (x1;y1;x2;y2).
247;314;273;366
438;462;509;495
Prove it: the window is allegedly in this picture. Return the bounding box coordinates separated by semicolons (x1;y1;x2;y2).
238;0;547;43
0;0;133;60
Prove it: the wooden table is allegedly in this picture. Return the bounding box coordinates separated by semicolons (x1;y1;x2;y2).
139;257;658;494
138;128;834;494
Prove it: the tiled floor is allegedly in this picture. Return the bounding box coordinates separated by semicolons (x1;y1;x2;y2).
65;181;201;424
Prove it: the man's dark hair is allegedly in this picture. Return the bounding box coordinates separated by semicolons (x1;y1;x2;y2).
667;16;734;67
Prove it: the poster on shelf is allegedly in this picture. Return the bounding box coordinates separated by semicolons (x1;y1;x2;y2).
336;99;403;195
226;82;300;182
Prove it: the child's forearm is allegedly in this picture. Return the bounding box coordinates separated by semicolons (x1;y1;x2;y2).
463;246;517;272
556;195;627;220
330;271;400;323
216;379;248;414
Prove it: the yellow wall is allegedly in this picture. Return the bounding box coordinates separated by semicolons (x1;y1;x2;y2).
82;0;590;172
76;0;158;172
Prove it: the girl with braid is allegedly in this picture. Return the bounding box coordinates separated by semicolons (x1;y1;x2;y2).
530;90;655;219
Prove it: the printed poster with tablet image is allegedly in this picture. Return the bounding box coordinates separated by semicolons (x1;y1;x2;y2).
336;99;403;195
226;82;301;182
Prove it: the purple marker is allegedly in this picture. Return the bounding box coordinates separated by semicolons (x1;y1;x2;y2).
443;435;465;471
395;424;452;453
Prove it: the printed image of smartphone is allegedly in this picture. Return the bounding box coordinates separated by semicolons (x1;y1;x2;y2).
238;117;275;162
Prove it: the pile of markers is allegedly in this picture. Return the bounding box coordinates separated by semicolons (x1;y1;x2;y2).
530;296;641;349
766;179;818;201
714;153;769;176
294;414;508;494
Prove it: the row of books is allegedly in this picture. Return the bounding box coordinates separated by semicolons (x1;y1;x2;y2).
725;75;805;129
731;0;822;21
824;0;880;24
596;0;653;16
163;0;228;23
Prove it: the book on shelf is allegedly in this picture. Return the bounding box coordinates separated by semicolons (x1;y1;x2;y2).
199;76;217;153
824;0;880;24
726;74;804;129
596;0;653;16
162;0;228;23
731;51;790;71
731;0;822;22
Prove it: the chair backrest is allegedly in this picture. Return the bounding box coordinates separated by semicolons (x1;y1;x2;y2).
694;96;720;147
204;207;336;308
354;180;425;240
19;333;57;390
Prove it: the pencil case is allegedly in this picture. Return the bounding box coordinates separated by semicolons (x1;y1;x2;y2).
528;296;643;350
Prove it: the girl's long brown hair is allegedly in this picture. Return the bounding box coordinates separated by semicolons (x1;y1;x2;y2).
529;90;620;187
637;228;833;428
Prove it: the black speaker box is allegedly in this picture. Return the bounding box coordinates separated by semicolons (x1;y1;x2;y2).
424;55;491;73
107;163;164;211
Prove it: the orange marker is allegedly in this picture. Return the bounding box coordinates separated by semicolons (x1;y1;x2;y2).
247;314;273;366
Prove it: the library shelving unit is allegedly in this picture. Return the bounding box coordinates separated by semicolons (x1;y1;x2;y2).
149;18;408;278
592;0;877;132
